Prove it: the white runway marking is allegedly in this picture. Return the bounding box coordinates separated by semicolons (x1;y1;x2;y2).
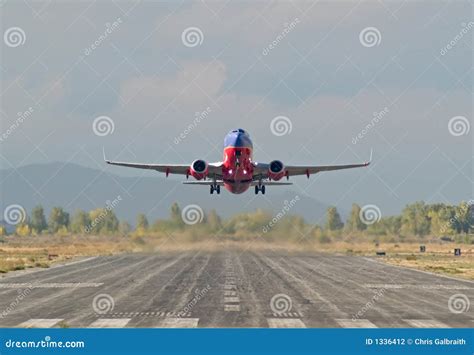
404;319;450;328
156;318;199;328
224;290;237;296
89;318;131;328
224;304;240;312
336;319;378;328
364;284;473;290
224;296;240;303
18;319;63;328
223;284;236;290
267;318;306;328
0;282;103;288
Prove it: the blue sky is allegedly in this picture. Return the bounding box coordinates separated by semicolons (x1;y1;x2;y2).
0;0;472;215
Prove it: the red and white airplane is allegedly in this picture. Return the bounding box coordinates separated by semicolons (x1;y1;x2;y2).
104;128;371;195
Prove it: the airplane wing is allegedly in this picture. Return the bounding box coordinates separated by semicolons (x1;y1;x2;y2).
253;150;372;178
103;149;223;176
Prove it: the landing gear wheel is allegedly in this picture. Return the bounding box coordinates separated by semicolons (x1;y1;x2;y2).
216;185;220;194
261;185;266;194
210;185;214;194
255;185;259;194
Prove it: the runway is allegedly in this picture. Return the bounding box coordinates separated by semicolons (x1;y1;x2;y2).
0;251;472;328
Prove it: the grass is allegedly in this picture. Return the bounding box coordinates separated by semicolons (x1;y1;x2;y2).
0;234;472;280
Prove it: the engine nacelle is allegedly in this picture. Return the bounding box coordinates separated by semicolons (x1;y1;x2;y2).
190;159;208;180
268;160;285;181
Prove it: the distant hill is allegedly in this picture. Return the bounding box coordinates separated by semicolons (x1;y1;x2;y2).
0;162;335;227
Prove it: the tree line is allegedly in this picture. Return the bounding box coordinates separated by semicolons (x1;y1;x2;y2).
2;201;473;242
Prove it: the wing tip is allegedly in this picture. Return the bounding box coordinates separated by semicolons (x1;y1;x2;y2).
365;148;373;166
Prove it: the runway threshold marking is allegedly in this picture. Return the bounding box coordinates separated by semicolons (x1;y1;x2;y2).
156;318;199;328
18;319;63;328
223;253;240;312
89;318;131;328
0;283;103;288
403;319;450;328
267;318;306;328
336;319;378;328
364;284;473;290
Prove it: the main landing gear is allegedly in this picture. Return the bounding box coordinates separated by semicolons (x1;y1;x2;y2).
210;184;220;194
255;185;265;195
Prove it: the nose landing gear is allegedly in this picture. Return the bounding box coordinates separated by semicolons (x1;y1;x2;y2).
210;184;220;194
254;184;265;195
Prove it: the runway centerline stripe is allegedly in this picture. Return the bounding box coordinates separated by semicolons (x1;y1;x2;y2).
267;318;306;328
89;318;131;328
404;319;450;328
336;319;378;328
156;318;199;328
0;283;103;288
18;319;63;328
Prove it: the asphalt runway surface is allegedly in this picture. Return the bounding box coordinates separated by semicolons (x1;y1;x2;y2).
0;251;473;328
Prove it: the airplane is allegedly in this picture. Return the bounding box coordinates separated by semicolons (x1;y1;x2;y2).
104;128;372;195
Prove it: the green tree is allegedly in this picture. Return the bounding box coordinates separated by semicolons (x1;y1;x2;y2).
346;204;366;232
30;205;47;233
325;206;344;231
88;208;119;234
206;209;222;231
170;202;184;228
118;221;131;236
401;202;430;237
136;213;149;230
48;207;69;233
70;210;91;234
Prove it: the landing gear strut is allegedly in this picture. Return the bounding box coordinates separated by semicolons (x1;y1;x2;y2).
210;184;220;195
254;185;265;195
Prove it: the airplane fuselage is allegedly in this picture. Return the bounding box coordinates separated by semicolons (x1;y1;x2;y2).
222;129;254;194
